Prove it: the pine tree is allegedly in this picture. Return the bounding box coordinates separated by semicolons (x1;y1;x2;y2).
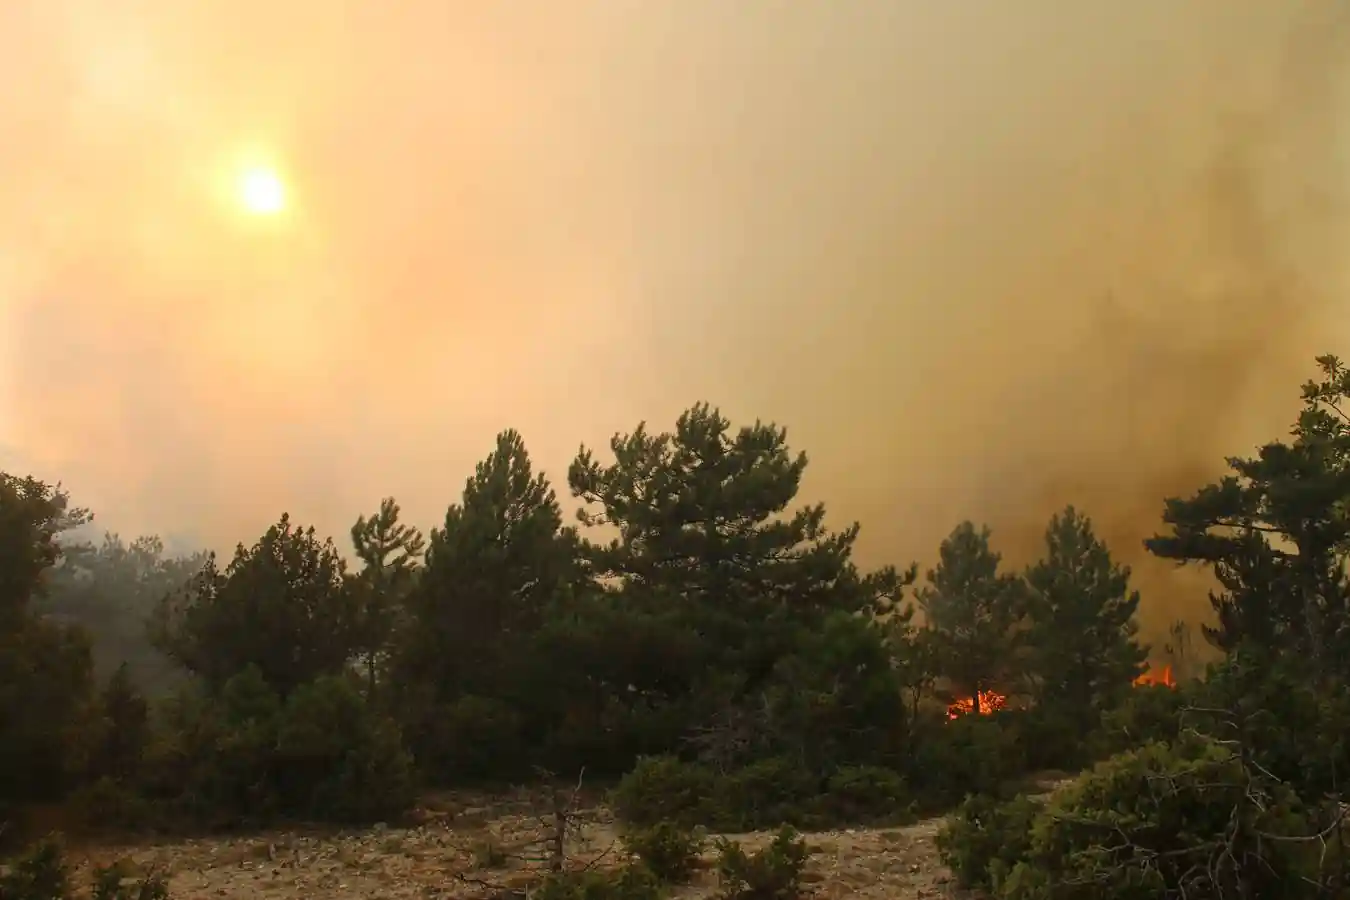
153;514;358;696
0;474;90;631
568;403;904;654
349;498;425;694
918;522;1025;713
1024;506;1146;723
400;429;577;696
0;474;96;805
1147;353;1350;675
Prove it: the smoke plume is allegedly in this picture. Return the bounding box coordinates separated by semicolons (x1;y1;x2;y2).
3;2;1350;636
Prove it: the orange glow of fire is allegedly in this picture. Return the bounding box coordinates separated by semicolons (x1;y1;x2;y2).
947;690;1008;720
1133;664;1176;688
946;666;1174;722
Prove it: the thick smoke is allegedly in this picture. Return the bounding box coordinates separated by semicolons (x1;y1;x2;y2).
2;2;1350;638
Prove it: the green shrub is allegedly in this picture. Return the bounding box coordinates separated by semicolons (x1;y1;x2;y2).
423;695;525;782
1197;651;1350;801
717;758;816;831
137;670;415;826
935;793;1042;890
66;777;155;833
615;756;907;833
816;765;911;825
0;836;70;900
714;826;811;900
84;665;151;785
531;863;661;900
1;837;168;900
136;685;230;818
1007;707;1090;772
908;712;1025;808
997;738;1320;899
275;675;417;823
611;756;717;828
196;667;283;821
1090;683;1187;758
621;821;706;883
90;860;169;900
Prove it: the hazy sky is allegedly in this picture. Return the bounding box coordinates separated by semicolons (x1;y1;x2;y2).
4;1;1350;635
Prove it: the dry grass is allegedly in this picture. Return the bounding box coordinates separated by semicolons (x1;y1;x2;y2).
52;787;975;899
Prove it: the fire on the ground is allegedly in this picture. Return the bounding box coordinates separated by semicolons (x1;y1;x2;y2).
945;663;1176;721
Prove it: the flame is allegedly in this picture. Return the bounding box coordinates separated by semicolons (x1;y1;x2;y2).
1133;663;1176;688
947;690;1008;720
946;666;1173;722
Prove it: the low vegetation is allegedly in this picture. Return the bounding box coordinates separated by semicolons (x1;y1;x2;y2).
621;821;707;884
0;837;167;900
5;354;1350;896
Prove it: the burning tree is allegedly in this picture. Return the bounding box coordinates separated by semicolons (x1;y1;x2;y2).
919;522;1026;716
1132;662;1175;687
946;690;1008;720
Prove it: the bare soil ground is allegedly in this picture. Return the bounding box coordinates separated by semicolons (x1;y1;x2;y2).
56;789;977;899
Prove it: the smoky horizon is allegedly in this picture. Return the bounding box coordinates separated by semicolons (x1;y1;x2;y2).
5;1;1350;639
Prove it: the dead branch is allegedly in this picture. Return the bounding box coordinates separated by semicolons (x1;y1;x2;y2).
446;767;621;897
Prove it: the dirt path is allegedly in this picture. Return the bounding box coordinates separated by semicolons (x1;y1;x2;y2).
63;798;970;899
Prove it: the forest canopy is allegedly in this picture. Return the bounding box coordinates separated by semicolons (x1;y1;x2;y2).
5;355;1350;898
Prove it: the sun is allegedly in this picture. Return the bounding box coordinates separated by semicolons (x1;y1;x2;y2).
236;165;287;216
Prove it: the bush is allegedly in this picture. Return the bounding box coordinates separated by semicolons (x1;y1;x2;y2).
614;755;916;833
1197;650;1350;801
0;619;96;808
0;836;69;900
531;863;662;900
614;756;913;833
419;694;525;782
935;793;1042;890
0;836;168;900
611;756;717;829
621;821;706;883
91;860;169;900
714;826;811;900
815;765;911;825
136;683;245;824
908;712;1025;809
1090;683;1187;758
1007;706;1091;772
274;675;418;823
66;777;155;833
717;758;817;832
83;665;151;785
997;738;1321;899
136;670;416;827
194;667;283;821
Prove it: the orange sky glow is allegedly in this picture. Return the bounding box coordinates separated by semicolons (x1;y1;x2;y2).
3;2;1350;637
